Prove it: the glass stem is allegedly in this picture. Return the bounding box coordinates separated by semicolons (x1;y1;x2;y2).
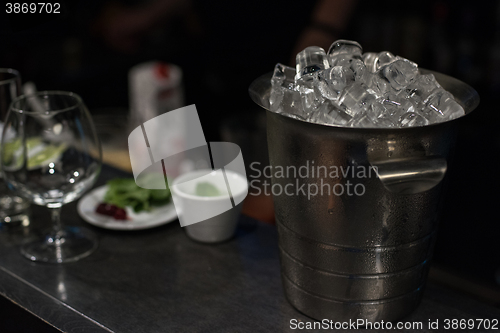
51;206;63;239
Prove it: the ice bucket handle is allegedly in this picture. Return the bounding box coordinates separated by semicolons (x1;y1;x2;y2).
371;156;447;194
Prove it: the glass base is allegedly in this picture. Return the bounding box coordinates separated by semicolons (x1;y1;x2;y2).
21;226;98;263
0;194;30;228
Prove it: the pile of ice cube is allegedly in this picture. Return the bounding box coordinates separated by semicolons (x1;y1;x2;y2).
269;40;465;128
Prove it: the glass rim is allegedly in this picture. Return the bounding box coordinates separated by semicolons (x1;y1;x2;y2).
0;68;21;86
10;91;84;114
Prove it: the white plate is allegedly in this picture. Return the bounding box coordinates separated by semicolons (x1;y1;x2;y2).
77;185;178;230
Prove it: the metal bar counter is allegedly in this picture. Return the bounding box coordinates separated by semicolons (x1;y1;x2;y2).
0;165;499;332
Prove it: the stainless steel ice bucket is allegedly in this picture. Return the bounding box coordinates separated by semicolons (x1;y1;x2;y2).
249;70;479;322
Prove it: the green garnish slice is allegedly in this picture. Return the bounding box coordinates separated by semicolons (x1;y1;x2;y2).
195;182;222;197
104;175;171;213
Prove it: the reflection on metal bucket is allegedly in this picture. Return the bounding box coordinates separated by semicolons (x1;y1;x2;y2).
249;69;479;321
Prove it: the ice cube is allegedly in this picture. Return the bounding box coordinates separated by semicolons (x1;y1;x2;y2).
348;111;377;128
328;55;350;67
271;63;296;86
348;109;396;128
308;101;352;126
285;92;309;120
377;51;397;69
402;74;441;106
362;52;379;73
380;94;415;119
328;40;363;67
328;40;363;58
380;57;418;91
375;116;397;128
270;63;296;112
314;66;347;101
296;46;330;80
366;73;391;97
269;87;284;112
421;89;465;122
269;84;302;115
447;103;465;120
350;58;368;83
337;83;377;117
359;99;397;128
399;112;429;127
364;101;386;120
297;77;323;115
362;51;396;73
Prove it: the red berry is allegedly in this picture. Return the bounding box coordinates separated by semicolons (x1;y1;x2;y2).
95;203;117;216
113;208;127;220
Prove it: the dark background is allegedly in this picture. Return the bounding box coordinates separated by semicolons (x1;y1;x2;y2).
0;0;499;317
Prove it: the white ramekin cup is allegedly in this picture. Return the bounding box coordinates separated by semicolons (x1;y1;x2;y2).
171;169;248;243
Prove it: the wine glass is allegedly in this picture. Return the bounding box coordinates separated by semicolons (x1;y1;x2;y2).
1;91;102;263
0;69;30;228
